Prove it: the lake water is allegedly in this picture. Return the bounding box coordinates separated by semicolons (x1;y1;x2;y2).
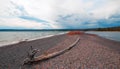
0;31;66;47
87;31;120;42
0;31;120;47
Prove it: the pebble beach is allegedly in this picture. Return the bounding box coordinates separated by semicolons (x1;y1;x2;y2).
0;32;120;69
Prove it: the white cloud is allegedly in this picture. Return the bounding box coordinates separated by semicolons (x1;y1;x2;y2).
0;0;120;29
0;17;51;29
90;0;120;19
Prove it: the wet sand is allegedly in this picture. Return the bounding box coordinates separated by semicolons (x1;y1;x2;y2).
0;33;120;69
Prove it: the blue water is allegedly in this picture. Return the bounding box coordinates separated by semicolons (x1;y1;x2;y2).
87;31;120;42
0;31;120;47
0;31;66;46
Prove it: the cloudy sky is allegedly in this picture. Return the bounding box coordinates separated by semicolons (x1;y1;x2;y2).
0;0;120;29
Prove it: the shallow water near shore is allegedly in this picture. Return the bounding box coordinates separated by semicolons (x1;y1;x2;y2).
87;31;120;42
0;31;120;47
0;31;66;46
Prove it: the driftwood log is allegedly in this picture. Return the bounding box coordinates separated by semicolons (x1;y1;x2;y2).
23;37;80;65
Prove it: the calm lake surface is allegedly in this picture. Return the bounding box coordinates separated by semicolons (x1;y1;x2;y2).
87;31;120;42
0;31;66;46
0;31;120;47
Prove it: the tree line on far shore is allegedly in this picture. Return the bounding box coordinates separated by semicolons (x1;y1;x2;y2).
94;26;120;31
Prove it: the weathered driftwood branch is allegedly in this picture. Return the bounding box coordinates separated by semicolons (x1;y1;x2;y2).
27;46;39;60
23;37;80;65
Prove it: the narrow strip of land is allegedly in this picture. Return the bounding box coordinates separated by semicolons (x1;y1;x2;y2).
24;33;120;69
0;32;120;69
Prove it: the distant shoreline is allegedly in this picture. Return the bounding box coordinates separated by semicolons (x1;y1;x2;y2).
0;26;120;31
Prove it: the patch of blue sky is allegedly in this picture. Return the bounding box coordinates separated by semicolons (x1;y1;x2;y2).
110;14;120;19
19;16;48;23
101;23;120;28
57;13;120;29
0;26;26;29
95;19;120;28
